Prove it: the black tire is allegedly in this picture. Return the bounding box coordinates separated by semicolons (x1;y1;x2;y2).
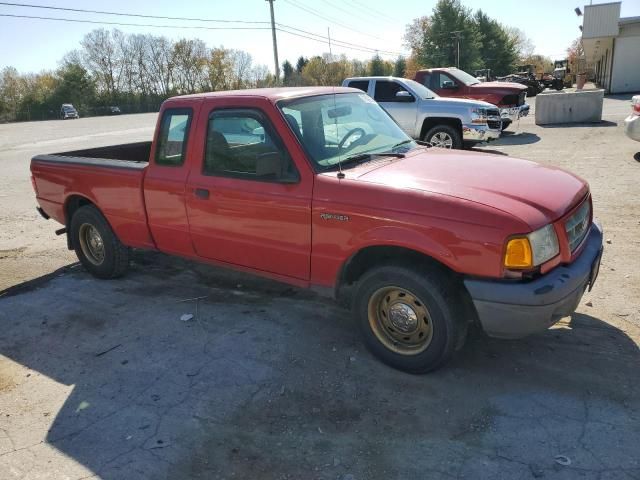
70;205;129;279
501;120;512;131
423;125;463;149
353;264;468;374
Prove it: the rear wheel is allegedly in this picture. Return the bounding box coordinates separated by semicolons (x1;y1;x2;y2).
353;264;467;373
70;205;129;279
423;125;462;149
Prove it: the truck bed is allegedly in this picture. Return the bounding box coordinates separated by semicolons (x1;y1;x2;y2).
33;141;151;169
30;141;155;250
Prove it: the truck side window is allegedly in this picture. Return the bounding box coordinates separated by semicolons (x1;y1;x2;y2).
204;109;299;183
419;73;432;89
156;108;192;166
348;80;369;93
374;81;414;103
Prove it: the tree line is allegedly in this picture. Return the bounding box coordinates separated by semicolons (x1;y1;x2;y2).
404;0;555;76
1;0;559;123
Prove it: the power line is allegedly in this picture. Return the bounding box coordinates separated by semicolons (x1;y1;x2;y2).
0;1;270;24
0;13;272;30
277;26;398;56
282;0;385;41
276;23;401;56
0;0;403;57
0;8;403;57
345;0;401;22
319;0;387;26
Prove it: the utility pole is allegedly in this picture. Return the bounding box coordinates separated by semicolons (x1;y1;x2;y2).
451;30;462;68
266;0;280;83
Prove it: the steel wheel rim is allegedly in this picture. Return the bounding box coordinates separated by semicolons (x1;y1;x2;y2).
79;223;105;266
368;286;434;355
430;132;453;148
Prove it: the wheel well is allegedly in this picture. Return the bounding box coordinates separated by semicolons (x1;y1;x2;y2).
420;117;462;140
338;245;456;294
336;245;478;327
64;195;96;249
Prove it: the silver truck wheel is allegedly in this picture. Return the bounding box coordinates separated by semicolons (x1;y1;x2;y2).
423;125;462;149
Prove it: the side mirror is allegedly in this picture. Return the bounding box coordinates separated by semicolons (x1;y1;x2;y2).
441;81;458;89
256;152;299;183
394;91;415;102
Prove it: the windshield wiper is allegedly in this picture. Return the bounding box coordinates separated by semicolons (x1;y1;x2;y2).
326;151;405;171
388;139;414;151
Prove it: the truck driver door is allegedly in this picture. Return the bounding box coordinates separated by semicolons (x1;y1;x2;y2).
185;105;312;281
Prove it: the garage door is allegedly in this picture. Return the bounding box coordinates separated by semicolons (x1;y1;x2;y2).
611;36;640;93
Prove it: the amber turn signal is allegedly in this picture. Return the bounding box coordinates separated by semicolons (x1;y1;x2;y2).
504;238;533;269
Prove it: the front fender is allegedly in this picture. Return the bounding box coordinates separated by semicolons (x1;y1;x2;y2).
345;225;458;270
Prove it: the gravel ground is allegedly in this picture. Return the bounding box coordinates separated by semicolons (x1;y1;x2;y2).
0;95;639;480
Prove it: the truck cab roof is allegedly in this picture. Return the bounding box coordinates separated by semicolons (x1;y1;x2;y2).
167;87;359;104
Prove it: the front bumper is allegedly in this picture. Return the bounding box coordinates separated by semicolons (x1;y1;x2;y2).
462;124;501;143
500;104;530;123
463;222;603;339
624;114;640;142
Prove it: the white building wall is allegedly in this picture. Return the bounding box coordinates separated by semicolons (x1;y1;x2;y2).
583;2;621;38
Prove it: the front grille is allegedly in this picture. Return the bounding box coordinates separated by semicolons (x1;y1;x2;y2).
487;119;501;129
565;200;591;252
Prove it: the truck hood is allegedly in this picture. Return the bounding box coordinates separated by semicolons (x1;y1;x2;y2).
471;81;528;92
347;148;588;228
431;96;496;109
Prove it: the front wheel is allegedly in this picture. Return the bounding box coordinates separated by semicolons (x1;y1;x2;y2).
70;205;130;279
423;125;463;149
353;265;467;373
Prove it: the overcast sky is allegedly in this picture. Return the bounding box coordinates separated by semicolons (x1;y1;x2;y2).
1;0;640;74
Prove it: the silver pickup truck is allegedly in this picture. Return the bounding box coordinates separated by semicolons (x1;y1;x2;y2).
342;76;501;149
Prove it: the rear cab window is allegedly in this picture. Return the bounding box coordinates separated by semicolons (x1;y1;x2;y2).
156;108;193;166
347;80;370;93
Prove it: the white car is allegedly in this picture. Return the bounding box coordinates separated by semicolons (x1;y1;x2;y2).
624;95;640;142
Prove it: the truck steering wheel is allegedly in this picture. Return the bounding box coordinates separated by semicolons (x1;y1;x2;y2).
338;128;366;150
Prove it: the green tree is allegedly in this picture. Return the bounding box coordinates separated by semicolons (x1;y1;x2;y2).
282;60;294;85
393;56;407;77
474;10;518;76
408;0;482;71
295;56;308;74
368;54;386;76
53;62;95;113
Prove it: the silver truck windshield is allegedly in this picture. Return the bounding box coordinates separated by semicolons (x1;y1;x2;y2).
449;69;480;86
278;93;417;170
403;79;438;99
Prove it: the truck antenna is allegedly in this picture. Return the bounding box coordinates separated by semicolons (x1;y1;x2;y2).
328;27;345;179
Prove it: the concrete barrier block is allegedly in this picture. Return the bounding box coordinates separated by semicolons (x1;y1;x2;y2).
535;89;604;125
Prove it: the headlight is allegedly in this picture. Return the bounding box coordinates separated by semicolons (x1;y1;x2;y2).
470;108;487;124
504;224;559;269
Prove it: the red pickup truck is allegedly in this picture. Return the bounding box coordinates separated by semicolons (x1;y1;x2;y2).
30;87;603;373
414;68;530;130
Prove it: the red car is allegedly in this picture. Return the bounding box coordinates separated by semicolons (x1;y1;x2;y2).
414;68;530;130
30;87;602;373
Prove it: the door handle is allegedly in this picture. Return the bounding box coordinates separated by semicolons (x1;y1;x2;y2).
194;188;210;199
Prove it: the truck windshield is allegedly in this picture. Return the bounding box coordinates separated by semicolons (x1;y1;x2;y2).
278;93;417;171
449;69;481;86
403;79;438;99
